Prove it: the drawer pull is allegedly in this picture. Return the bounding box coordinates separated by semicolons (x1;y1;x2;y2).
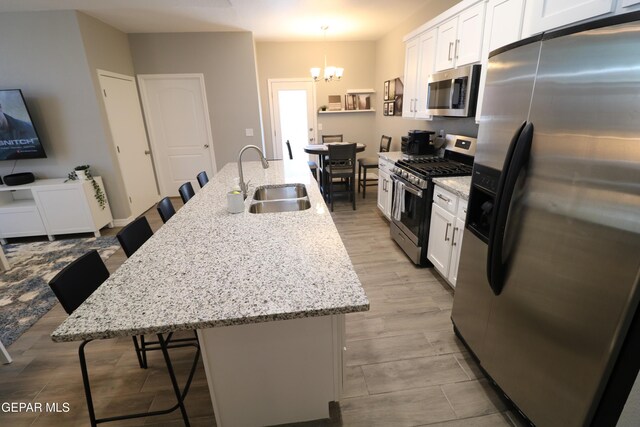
437;194;451;203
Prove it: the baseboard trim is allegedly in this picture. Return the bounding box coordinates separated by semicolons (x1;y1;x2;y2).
112;216;134;227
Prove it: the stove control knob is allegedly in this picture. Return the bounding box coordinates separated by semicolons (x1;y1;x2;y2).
402;171;409;179
416;179;425;188
409;176;417;184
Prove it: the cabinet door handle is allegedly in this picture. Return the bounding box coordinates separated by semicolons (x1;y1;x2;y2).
445;222;451;241
452;226;458;246
455;39;460;59
383;179;387;192
437;194;451;203
448;42;453;61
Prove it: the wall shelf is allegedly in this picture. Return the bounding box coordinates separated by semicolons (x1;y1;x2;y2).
318;109;376;114
346;89;376;94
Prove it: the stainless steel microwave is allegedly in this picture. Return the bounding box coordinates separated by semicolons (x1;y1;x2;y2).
426;64;481;117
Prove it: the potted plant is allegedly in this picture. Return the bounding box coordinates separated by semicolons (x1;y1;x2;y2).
319;105;327;112
66;165;107;210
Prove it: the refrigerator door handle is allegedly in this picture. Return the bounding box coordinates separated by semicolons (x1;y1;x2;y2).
486;121;534;295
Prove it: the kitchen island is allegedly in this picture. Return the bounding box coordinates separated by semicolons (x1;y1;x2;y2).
51;158;369;426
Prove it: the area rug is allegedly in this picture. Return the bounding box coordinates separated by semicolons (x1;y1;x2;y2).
0;237;120;347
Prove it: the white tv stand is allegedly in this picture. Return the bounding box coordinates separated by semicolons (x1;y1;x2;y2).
0;178;113;244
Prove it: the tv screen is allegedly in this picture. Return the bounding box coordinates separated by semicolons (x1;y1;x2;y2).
0;89;46;160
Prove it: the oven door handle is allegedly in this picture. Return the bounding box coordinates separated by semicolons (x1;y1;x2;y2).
391;174;423;198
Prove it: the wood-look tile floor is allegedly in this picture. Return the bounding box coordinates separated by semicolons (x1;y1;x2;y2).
1;191;522;426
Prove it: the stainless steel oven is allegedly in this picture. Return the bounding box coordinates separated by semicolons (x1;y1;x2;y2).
426;64;481;117
390;173;429;264
390;135;476;266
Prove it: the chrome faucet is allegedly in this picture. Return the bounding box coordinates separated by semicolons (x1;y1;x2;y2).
237;145;269;199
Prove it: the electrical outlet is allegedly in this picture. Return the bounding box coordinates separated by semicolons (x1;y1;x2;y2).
245;128;254;137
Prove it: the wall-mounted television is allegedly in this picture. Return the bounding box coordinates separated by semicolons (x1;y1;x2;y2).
0;89;46;160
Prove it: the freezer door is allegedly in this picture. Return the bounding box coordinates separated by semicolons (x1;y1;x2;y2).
451;40;541;360
473;41;541;171
481;20;640;427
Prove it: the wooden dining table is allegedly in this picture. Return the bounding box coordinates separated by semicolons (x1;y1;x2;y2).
303;142;366;195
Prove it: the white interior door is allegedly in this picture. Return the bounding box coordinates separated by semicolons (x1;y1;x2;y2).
268;79;316;161
98;70;159;219
138;74;217;197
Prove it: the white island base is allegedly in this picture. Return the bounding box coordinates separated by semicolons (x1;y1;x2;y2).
198;314;345;427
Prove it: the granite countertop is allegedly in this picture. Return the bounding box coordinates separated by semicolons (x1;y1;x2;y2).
379;151;402;163
51;159;369;343
432;176;472;200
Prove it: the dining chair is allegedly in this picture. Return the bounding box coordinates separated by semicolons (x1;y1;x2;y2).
286;140;318;180
324;142;357;211
179;182;196;204
322;134;343;144
48;250;200;426
196;171;209;188
116;216;199;369
116;216;153;258
358;135;392;198
157;197;176;223
116;216;155;369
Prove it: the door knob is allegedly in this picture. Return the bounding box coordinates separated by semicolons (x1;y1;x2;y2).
204;144;209;148
144;150;151;155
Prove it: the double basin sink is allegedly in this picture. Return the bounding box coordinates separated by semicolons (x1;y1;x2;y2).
249;184;311;214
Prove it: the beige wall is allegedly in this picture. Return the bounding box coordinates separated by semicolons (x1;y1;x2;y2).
128;32;263;169
374;0;479;152
255;41;377;159
0;11;132;219
76;11;139;220
256;1;478;160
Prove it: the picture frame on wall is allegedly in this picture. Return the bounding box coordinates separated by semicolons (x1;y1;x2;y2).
384;80;390;101
383;102;389;116
389;79;396;100
388;102;395;116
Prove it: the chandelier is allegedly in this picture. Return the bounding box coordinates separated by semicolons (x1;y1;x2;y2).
310;26;344;83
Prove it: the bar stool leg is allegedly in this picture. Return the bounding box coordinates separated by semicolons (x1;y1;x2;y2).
362;166;367;198
79;340;98;427
157;334;191;427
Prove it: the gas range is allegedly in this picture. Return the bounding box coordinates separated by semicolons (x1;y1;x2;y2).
392;157;473;189
389;134;477;266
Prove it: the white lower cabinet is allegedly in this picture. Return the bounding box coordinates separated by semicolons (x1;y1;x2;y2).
377;157;394;219
0;178;113;243
427;185;468;288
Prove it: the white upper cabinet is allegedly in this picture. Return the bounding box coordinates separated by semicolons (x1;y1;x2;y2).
475;0;526;122
522;0;616;37
485;0;526;53
402;36;420;118
403;29;437;119
435;2;485;72
415;30;437;119
435;17;458;72
456;3;486;66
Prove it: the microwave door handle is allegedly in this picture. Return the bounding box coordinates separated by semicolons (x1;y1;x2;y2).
486;122;534;296
449;79;456;110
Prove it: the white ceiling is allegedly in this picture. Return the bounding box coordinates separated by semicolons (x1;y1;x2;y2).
0;0;431;41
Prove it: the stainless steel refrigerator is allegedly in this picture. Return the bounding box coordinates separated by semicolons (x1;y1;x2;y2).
451;13;640;427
